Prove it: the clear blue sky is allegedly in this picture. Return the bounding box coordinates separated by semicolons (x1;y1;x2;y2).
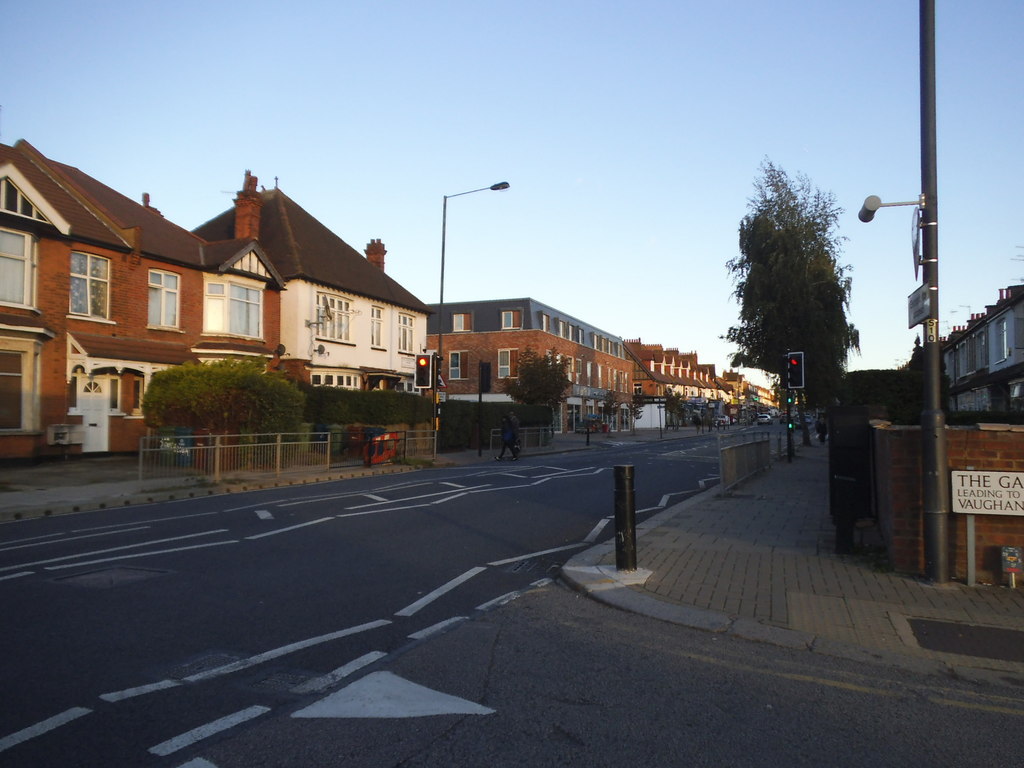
5;1;1021;388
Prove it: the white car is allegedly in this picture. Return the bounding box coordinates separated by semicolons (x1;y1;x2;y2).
756;413;771;424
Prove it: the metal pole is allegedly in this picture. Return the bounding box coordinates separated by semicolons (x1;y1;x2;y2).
614;465;637;571
435;196;448;434
920;0;949;582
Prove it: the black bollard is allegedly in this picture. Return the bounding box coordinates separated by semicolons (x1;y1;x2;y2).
614;465;637;571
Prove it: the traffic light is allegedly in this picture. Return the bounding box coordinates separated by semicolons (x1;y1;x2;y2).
785;351;805;390
414;354;434;388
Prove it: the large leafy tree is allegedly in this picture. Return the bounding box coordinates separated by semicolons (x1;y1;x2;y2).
500;347;571;414
143;358;305;433
726;160;859;407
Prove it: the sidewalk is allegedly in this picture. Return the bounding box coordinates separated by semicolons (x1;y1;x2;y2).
562;442;1024;682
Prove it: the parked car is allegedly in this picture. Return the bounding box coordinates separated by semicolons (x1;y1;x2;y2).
756;413;772;424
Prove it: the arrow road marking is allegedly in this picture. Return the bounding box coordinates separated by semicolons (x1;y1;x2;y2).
292;672;494;719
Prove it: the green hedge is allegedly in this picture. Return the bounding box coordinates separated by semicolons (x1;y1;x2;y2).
301;387;434;428
300;387;553;450
438;401;552;451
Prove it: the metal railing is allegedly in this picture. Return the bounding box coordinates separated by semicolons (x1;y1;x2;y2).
717;430;772;495
139;429;437;482
486;426;555;453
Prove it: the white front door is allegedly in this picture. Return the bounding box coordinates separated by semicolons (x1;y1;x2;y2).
79;378;110;453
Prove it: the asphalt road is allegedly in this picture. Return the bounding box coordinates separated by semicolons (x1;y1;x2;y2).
0;435;726;765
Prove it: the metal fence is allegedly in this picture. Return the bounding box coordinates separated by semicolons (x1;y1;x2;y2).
486;426;555;454
139;429;437;482
717;430;773;495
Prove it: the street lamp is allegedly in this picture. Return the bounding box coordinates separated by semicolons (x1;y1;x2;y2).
436;181;510;431
858;0;949;583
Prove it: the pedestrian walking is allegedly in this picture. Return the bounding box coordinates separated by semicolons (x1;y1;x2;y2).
815;416;828;444
496;411;520;460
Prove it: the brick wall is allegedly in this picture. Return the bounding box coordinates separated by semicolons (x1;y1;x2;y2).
873;425;1024;583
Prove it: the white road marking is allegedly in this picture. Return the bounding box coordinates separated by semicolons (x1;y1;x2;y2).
1;529;231;572
72;511;220;531
44;541;238;571
184;620;391;682
408;617;467;640
476;591;523;611
363;494;388;502
395;567;487;617
149;705;270;756
100;679;181;702
439;482;466;488
0;527;151;554
0;706;92;754
174;758;219;768
245;516;332;540
292;672;494;719
255;509;274;520
291;651;388;694
584;518;611;543
487;544;584;567
0;571;32;581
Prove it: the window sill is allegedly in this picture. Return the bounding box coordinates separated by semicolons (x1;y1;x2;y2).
147;325;184;333
67;314;116;325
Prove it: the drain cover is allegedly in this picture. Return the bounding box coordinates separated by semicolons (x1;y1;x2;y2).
54;566;167;588
908;619;1024;662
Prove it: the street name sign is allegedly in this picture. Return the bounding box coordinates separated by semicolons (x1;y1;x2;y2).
951;470;1024;515
907;284;930;328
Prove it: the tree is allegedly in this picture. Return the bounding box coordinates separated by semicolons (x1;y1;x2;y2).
726;159;859;408
500;347;571;414
143;359;305;433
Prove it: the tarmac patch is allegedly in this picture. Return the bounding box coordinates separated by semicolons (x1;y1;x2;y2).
909;619;1024;662
53;565;168;588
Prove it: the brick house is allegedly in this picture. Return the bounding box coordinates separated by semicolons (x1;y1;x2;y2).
942;285;1024;412
193;177;432;392
426;298;632;431
624;340;731;426
0;140;283;460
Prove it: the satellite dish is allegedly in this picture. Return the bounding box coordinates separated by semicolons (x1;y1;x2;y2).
316;344;326;356
275;343;286;356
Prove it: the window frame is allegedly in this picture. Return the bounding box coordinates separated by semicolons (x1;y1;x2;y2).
498;348;519;379
449;350;465;380
69;251;110;319
204;275;264;338
318;293;351;343
370;306;383;348
148;269;180;328
398;313;415;354
0;228;33;308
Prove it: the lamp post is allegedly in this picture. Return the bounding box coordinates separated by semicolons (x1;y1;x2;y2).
436;181;510;431
858;0;948;583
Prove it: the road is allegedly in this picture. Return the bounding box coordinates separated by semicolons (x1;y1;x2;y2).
1;431;731;765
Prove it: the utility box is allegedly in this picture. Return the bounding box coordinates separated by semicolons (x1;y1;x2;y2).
47;424;84;446
827;406;887;554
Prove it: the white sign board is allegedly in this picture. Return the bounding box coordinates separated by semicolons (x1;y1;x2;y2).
951;471;1024;515
907;284;930;328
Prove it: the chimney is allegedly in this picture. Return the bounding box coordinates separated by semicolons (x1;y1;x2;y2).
234;170;263;241
141;192;163;217
365;239;387;271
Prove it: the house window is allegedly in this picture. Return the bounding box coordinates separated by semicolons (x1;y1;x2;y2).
0;229;31;306
453;313;472;332
398;314;414;353
204;278;262;337
319;294;351;342
1;178;47;221
0;351;21;429
996;318;1009;362
540;313;550;333
498;349;518;379
70;252;109;318
502;310;521;330
371;306;383;347
449;351;464;380
148;270;179;327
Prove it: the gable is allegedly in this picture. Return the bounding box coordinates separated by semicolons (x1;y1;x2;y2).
0;162;72;234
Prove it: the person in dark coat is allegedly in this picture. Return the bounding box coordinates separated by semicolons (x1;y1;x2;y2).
497;412;520;460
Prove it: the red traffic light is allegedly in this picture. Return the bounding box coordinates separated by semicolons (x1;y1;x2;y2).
414;354;434;388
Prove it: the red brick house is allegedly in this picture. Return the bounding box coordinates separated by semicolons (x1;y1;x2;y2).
0;140;283;461
426;298;633;431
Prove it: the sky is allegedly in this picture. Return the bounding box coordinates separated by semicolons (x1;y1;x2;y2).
4;0;1021;389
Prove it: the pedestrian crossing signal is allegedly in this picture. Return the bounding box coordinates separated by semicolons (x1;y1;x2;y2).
415;354;434;388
